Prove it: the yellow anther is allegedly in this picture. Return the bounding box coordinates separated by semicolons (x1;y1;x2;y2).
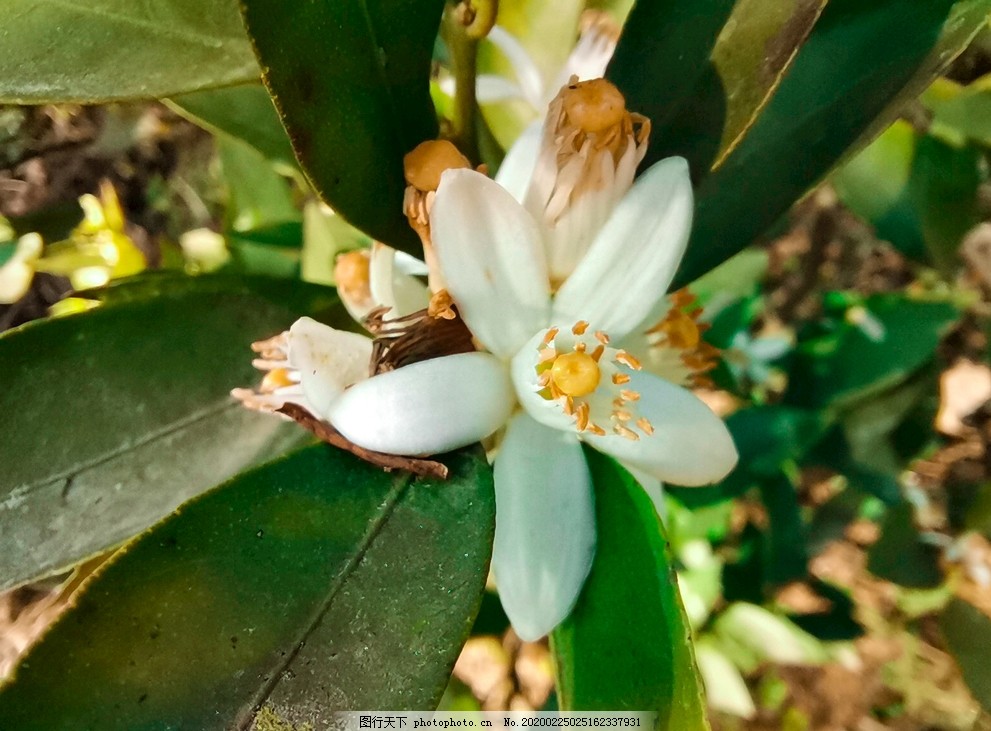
612;372;631;385
542;327;560;346
575;401;590;431
575;341;587;353
614;424;640;441
620;389;641;402
588;424;607;436
427;289;457;320
562;79;627;134
550;351;601;397
261;367;295;392
572;320;589;335
659;309;701;349
594;330;610;345
403;140;471;192
637;417;655;436
334;250;371;298
614;410;633;422
615;350;642;370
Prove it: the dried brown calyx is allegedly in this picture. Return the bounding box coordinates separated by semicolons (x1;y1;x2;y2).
277;403;449;479
367;290;476;375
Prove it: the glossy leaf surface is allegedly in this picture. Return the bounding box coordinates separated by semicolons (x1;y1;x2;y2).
673;0;991;287
553;449;707;728
167;84;297;168
0;445;495;727
0;0;257;103
610;0;825;177
240;0;444;256
785;295;960;410
0;274;342;590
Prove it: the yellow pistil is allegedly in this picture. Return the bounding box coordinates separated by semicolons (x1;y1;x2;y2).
550;351;601;398
561;79;627;134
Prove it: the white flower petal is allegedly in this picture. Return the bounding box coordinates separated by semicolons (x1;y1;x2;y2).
328;352;513;456
431;169;551;358
494;120;542;204
369;242;429;318
493;412;595;641
486;26;545;109
552;157;694;339
583;370;737;486
288;317;374;419
476;75;527;104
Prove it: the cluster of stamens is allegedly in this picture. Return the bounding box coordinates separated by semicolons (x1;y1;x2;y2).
230;332;301;413
644;290;720;388
535;320;654;441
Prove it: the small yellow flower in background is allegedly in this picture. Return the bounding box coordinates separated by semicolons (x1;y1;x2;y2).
179;228;230;274
0;233;43;305
34;181;146;291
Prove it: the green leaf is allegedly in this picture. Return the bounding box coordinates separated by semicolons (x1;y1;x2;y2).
218;137;299;233
834;122;985;268
240;0;444;256
924;73;991;146
0;274;344;591
552;449;708;728
941;598;991;712
167;84;297;168
610;0;825;177
785;294;961;410
759;473;808;586
301;202;372;287
674;0;991;287
668;406;827;508
0;1;257;103
867;504;943;588
0;444;494;727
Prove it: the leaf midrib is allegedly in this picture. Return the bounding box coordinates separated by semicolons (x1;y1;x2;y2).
240;470;413;728
2;399;238;502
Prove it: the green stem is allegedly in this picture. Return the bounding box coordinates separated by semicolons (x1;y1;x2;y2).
442;5;481;162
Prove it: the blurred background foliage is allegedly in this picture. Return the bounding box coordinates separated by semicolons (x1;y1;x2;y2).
0;0;989;728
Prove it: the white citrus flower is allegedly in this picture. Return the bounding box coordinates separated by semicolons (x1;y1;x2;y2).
231;242;431;417
326;79;738;640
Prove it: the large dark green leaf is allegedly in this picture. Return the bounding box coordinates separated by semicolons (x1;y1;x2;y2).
240;0;444;256
552;449;707;728
941;598;991;712
673;0;991;287
0;0;257;103
0;274;344;591
867;504;942;588
610;0;825;177
0;444;495;727
167;84;297;168
785;294;960;410
834;122;985;269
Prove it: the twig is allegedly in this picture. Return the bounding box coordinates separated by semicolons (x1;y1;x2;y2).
277;403;449;480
